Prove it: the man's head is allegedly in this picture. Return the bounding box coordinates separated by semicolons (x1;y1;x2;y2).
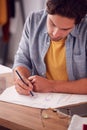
46;0;87;41
46;0;87;24
47;14;75;41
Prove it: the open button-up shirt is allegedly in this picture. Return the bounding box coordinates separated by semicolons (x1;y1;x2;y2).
13;10;87;81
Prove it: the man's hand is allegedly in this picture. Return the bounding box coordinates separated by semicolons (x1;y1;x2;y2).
13;66;33;95
15;76;33;95
29;75;53;93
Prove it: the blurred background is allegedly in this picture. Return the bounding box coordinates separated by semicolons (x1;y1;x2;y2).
0;0;46;68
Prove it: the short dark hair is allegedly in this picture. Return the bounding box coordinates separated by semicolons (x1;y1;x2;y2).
46;0;87;24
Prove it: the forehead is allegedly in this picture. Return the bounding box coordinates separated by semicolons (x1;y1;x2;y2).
48;14;75;28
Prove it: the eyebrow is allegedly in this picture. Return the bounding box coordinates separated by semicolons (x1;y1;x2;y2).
60;27;73;30
50;18;74;31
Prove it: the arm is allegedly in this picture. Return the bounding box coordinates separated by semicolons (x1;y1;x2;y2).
13;14;34;95
52;78;87;94
29;75;87;94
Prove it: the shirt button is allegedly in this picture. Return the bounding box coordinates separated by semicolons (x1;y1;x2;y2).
42;72;45;76
47;42;49;45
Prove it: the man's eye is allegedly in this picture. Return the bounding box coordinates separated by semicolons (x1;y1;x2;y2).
62;29;70;31
50;20;55;26
62;29;68;31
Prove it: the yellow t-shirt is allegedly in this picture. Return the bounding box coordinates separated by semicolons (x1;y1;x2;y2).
45;39;68;81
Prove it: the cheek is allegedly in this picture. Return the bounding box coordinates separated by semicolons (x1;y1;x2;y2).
47;23;53;34
63;30;71;36
48;29;53;34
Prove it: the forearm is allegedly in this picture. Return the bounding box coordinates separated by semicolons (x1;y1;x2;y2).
50;78;87;94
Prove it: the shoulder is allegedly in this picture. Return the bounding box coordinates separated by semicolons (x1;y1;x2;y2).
26;9;47;25
71;16;87;39
22;9;48;40
30;9;47;18
23;9;47;35
70;16;87;43
77;16;87;34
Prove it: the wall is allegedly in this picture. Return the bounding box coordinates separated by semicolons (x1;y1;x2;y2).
23;0;46;18
8;0;45;66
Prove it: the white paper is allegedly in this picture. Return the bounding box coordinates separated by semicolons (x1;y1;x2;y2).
0;86;87;109
0;65;12;74
68;115;87;130
0;77;6;94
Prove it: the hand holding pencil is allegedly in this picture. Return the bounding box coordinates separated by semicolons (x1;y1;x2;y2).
15;70;34;96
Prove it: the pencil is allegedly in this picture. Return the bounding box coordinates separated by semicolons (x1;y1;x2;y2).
15;70;34;96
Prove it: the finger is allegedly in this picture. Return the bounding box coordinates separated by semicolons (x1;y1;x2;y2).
31;82;39;92
15;85;31;95
29;78;36;84
18;76;33;88
28;76;35;80
29;75;38;81
16;78;33;90
22;76;33;88
15;79;33;96
27;80;33;88
16;78;29;90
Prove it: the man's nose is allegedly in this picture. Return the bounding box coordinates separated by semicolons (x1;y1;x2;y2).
52;28;60;37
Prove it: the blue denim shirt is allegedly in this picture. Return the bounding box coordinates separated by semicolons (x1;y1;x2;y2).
13;10;87;81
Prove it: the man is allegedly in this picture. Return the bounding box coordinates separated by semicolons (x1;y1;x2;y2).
13;0;87;95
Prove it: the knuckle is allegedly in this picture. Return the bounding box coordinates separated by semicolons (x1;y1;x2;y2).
34;75;38;79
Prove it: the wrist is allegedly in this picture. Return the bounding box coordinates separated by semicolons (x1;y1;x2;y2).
48;80;65;93
48;80;55;92
14;66;30;78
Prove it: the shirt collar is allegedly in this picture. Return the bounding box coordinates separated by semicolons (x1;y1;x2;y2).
70;25;79;37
